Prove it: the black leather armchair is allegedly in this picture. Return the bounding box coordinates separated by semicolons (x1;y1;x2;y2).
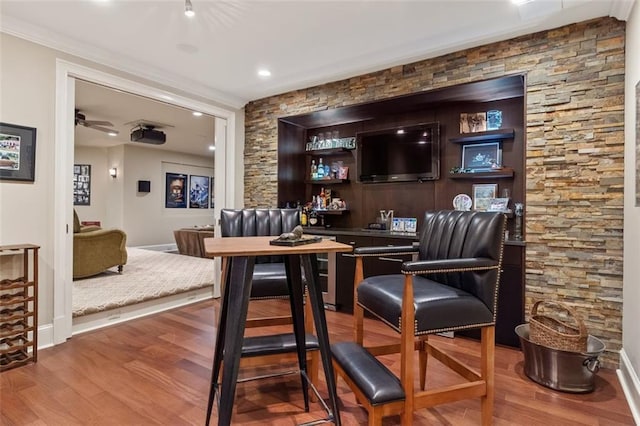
339;210;506;425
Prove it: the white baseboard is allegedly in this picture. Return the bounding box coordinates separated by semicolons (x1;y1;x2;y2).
71;287;214;335
617;348;640;424
37;323;54;350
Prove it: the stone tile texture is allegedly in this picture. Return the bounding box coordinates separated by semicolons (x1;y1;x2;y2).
244;18;625;367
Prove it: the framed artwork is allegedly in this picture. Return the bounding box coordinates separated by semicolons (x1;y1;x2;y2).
73;164;91;206
189;175;210;208
462;142;501;171
165;173;187;208
0;122;37;182
459;112;487;134
486;110;503;130
472;183;498;211
487;198;510;212
209;177;215;208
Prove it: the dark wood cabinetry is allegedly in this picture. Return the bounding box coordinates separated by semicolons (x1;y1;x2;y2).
280;75;527;348
334;234;415;313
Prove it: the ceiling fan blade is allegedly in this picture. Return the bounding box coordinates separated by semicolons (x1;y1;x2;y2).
84;120;114;127
89;125;119;134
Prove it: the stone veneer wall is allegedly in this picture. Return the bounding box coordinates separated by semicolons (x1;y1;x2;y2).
244;17;625;367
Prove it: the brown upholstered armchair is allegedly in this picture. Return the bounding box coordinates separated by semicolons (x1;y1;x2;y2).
73;210;127;279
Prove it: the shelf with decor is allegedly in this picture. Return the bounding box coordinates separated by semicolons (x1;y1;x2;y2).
0;244;39;372
305;179;350;185
449;167;515;179
315;209;349;215
449;128;515;144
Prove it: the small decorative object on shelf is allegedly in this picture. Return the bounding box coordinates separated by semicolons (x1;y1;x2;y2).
305;136;356;151
453;194;472;211
514;202;524;240
486;110;503;130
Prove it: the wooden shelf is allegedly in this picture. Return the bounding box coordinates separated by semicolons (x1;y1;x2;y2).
305;179;349;185
449;168;514;179
305;147;354;156
449;128;515;144
315;209;349;215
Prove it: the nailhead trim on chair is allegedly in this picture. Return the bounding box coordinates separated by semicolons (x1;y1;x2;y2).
401;264;499;275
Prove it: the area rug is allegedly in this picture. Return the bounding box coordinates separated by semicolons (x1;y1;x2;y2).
72;247;214;317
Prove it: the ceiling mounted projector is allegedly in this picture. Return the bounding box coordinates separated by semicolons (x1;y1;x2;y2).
130;125;166;145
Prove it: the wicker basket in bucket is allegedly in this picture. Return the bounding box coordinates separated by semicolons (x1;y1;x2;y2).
529;300;587;352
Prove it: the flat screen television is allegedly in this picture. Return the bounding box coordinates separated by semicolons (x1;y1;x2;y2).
357;122;440;183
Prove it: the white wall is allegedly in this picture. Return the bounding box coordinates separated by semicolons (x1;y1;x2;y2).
73;145;214;246
122;144;215;246
623;0;640;421
0;33;244;337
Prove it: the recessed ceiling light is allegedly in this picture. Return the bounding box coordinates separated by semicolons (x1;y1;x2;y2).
258;69;271;77
208;145;215;151
397;129;405;134
511;0;534;5
185;0;195;17
108;132;118;137
192;111;203;117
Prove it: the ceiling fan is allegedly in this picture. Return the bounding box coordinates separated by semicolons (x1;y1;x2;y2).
74;109;119;135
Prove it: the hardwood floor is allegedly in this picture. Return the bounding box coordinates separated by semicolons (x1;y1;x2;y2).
1;299;634;425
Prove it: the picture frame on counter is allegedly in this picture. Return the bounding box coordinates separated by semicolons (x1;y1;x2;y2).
472;183;498;211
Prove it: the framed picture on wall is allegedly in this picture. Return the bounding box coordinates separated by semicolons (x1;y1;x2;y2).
73;164;91;206
461;142;501;171
209;177;215;208
165;173;187;208
0;122;37;182
189;175;209;208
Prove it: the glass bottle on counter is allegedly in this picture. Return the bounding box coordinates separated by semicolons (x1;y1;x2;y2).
311;160;317;180
317;158;324;179
308;209;318;226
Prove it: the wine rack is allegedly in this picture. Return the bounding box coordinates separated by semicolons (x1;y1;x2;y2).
0;244;39;372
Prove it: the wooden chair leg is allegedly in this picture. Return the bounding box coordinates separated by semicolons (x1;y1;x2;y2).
481;326;495;426
419;337;428;391
353;257;365;345
400;274;415;426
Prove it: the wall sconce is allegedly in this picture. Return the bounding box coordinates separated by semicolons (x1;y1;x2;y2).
109;168;117;178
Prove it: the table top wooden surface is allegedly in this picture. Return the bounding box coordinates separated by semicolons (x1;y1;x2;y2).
203;236;352;258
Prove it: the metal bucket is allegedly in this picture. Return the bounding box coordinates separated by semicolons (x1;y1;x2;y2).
515;324;605;393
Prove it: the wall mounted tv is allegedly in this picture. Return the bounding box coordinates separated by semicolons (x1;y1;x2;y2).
357;122;440;183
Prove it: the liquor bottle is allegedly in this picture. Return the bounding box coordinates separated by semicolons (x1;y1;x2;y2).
317;158;324;179
309;209;318;226
311;160;317;180
300;206;308;226
320;187;327;209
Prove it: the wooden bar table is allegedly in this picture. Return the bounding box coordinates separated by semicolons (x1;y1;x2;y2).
203;236;352;426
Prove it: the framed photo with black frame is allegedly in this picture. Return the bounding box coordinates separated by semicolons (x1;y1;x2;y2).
472;183;498;211
165;173;187;208
461;142;502;172
73;164;91;206
0;122;37;182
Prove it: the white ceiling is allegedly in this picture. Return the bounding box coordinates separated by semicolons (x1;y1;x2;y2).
74;79;215;156
1;0;633;108
0;0;634;155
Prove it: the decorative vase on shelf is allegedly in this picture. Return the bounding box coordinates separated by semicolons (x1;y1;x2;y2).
514;202;524;241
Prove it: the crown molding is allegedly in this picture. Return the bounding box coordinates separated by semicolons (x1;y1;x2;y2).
610;0;636;20
0;15;247;109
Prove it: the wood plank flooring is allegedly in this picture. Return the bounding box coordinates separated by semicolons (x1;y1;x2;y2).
1;299;634;425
